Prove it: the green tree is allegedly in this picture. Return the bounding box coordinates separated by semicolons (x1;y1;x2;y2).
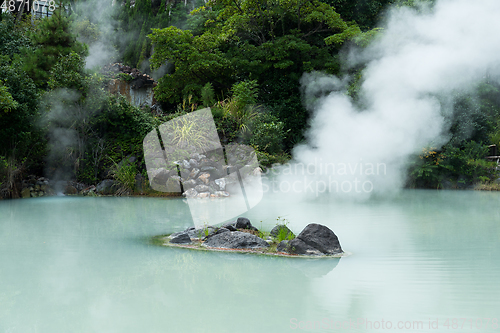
0;80;19;114
48;51;86;91
22;11;87;88
149;0;374;148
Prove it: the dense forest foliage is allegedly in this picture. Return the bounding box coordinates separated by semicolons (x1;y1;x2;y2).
0;0;499;198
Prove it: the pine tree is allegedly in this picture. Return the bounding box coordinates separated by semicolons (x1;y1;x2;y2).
22;10;87;88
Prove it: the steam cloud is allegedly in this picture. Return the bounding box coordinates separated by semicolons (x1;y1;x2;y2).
41;89;84;190
71;0;119;69
286;0;500;198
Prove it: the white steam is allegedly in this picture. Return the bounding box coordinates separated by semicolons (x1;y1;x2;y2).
285;0;500;198
72;0;119;69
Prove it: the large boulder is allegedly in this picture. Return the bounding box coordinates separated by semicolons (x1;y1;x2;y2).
170;232;192;244
286;238;324;255
221;221;237;231
203;231;269;249
96;179;116;195
202;227;230;240
235;217;252;229
289;223;343;255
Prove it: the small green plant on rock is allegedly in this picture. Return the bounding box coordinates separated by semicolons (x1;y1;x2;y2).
274;217;295;242
109;158;137;195
202;222;210;237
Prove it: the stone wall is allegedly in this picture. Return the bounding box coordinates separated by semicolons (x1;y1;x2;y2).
103;63;158;109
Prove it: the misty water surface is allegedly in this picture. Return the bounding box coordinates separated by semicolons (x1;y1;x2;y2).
0;190;499;332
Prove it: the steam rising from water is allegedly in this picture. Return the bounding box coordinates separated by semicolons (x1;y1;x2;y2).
288;0;500;198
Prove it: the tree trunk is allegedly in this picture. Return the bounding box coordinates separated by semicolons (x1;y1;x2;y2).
15;0;27;24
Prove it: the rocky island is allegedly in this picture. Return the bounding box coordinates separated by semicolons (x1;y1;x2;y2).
154;217;344;257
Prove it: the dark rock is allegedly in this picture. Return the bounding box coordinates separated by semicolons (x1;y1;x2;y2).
202;227;230;240
135;173;145;192
203;231;269;249
296;223;343;255
270;225;295;239
64;185;78;195
222;221;237;231
286;238;324;255
187;226;216;239
235;217;252;229
170;233;191;244
96;180;116;195
277;240;289;252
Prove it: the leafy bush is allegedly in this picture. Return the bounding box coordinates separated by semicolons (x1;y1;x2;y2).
117;72;133;82
408;142;498;188
0;80;19;113
109;159;137;195
0;14;32;59
48;51;86;91
250;113;286;155
201;82;215;107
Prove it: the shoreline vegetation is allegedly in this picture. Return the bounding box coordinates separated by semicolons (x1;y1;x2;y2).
2;1;500;199
5;171;500;201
